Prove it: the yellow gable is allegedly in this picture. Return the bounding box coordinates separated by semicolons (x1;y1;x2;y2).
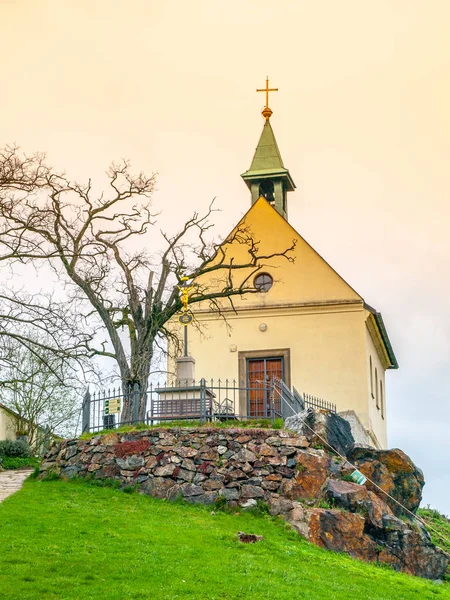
195;197;362;310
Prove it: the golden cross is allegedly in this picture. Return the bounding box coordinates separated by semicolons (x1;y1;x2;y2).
257;76;278;108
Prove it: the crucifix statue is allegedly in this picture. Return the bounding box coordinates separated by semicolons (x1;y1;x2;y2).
257;76;278;120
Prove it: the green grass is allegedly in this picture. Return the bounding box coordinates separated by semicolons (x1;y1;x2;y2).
0;456;41;470
80;418;285;439
0;479;449;599
418;507;450;581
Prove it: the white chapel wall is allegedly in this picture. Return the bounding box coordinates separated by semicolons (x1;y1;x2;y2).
365;325;387;448
187;303;374;432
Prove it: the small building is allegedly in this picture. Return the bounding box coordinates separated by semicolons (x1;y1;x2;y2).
170;95;398;449
0;402;20;441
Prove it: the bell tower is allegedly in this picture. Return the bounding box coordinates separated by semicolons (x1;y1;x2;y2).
241;78;295;220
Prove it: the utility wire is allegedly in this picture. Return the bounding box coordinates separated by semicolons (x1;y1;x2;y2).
275;381;450;551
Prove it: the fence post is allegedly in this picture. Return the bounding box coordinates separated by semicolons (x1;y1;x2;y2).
82;388;91;433
199;378;206;425
269;379;275;423
133;383;140;424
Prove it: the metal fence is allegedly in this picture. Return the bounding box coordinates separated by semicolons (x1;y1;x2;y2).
81;378;336;434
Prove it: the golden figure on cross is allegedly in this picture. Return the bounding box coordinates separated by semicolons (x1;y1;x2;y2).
178;276;195;313
257;76;278;120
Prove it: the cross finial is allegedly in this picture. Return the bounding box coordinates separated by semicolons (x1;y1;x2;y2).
257;76;278;120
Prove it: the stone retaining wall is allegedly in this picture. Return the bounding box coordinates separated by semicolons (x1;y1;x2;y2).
41;427;313;505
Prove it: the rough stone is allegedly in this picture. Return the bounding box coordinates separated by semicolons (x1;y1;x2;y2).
145;456;157;469
241;485;264;499
87;463;102;472
61;466;79;478
308;509;377;562
181;458;196;471
203;479;223;491
187;491;218;505
285;409;354;456
279;446;297;456
280;451;329;500
65;445;79;460
116;455;145;470
96;464;120;479
154;463;177;477
182;484;203;497
140;477;175;499
259;444;277;457
176;468;194;482
262;480;280;491
240;499;257;510
235;448;257;463
176;446;198;458
346;445;424;516
102;433;120;446
269;496;294;516
220;488;239;500
228;469;246;480
324;478;395;529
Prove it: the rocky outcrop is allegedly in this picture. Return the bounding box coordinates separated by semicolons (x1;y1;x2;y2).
346;445;424;517
39;427;448;580
270;494;448;580
285;409;354;456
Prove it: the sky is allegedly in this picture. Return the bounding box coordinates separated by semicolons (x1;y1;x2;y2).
1;1;450;513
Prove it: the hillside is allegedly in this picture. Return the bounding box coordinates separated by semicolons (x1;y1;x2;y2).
0;478;449;600
419;507;450;581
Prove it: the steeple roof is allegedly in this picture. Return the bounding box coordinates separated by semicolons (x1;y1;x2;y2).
241;120;295;192
249;120;285;171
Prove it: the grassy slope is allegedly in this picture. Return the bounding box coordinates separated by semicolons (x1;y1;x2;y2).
418;508;450;580
0;479;449;600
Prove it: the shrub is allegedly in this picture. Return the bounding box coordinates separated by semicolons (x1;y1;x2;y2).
0;439;32;458
0;456;40;470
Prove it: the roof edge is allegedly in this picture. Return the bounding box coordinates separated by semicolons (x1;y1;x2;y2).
364;303;399;369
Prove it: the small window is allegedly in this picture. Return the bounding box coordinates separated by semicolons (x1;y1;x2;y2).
254;273;273;293
375;368;379;409
370;356;374;398
380;381;384;419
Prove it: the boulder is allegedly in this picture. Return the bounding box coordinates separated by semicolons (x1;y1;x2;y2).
280;450;329;500
285;408;354;456
283;500;448;580
346;446;424;516
308;509;377;562
324;478;395;529
376;517;449;580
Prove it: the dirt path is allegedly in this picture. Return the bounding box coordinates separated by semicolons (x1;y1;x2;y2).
0;469;33;503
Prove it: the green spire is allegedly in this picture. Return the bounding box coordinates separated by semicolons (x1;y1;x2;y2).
247;120;286;172
241;120;295;219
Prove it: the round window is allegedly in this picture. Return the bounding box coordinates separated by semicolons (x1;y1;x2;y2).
254;273;273;293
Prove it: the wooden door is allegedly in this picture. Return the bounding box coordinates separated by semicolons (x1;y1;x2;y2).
247;358;283;417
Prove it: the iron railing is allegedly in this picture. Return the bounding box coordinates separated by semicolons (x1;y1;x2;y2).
81;378;336;434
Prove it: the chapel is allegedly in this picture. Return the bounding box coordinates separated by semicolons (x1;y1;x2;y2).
172;81;398;449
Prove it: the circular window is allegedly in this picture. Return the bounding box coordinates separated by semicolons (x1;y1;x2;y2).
254;273;273;293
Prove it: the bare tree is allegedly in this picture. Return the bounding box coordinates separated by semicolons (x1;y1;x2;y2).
0;146;296;420
1;340;80;451
0;290;96;385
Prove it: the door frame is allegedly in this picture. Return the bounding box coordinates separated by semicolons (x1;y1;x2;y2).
238;348;291;416
246;356;284;418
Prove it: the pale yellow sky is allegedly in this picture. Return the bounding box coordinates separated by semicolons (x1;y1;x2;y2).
1;0;450;511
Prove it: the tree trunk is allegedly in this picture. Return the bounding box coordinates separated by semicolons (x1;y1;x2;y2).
120;347;153;424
